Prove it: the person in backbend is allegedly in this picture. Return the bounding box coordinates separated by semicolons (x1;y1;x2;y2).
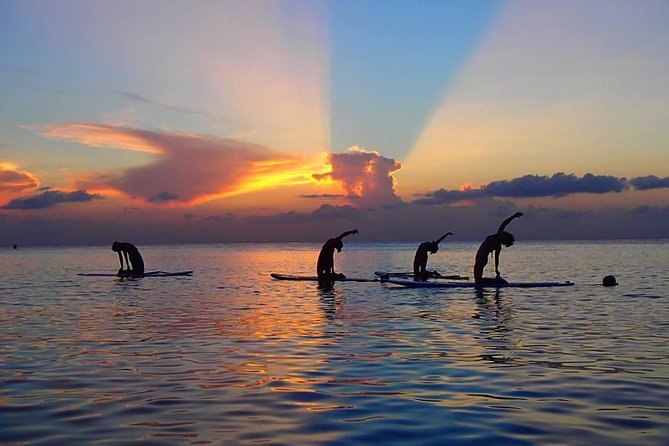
111;241;145;277
317;229;359;282
413;232;453;281
474;212;523;284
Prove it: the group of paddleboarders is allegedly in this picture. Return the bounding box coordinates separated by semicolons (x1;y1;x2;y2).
109;212;523;282
317;212;524;284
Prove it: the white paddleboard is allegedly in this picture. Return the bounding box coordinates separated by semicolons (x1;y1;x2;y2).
374;271;468;280
78;270;193;277
381;278;573;288
270;273;378;283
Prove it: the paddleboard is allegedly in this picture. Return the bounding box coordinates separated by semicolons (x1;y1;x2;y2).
270;273;378;283
381;278;573;288
78;270;193;277
374;271;468;280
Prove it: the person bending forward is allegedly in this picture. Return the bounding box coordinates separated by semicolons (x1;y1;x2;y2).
112;241;145;277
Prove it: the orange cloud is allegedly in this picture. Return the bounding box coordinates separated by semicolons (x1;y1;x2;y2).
0;162;40;205
33;124;164;154
37;124;319;205
313;147;402;207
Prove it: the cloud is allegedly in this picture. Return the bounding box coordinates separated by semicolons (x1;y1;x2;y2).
2;189;104;210
113;90;227;121
0;162;41;206
245;210;309;225
246;204;362;225
300;193;346;199
34;124;312;205
311;204;362;221
148;191;180;203
629;205;669;218
414;172;628;205
4;199;669;246
204;213;237;224
0;163;40;192
313;147;402;207
628;175;669;191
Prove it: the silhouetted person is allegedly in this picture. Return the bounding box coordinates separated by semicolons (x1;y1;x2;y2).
474;212;523;284
317;229;358;282
12;244;17;249
111;241;145;277
413;232;453;281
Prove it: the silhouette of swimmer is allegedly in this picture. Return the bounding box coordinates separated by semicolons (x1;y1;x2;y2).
474;212;523;284
111;241;145;277
317;229;358;282
413;232;453;281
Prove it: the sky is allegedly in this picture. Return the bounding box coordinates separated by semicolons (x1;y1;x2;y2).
1;0;668;246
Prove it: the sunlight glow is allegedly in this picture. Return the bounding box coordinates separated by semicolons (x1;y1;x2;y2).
195;161;326;205
402;0;669;196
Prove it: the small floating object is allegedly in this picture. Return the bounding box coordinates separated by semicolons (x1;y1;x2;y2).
602;275;618;287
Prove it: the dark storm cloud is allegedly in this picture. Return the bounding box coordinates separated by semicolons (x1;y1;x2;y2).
2;190;104;210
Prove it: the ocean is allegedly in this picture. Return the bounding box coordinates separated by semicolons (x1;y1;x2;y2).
1;241;668;445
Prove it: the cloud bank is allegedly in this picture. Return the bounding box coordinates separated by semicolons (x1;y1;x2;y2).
313;147;402;207
36;124;309;204
415;172;668;205
3;198;669;246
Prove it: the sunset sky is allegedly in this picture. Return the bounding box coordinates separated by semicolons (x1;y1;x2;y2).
1;0;668;245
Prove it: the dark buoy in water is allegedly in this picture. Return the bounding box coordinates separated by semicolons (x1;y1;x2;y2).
602;275;618;287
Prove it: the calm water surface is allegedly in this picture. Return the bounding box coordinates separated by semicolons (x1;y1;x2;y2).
1;241;668;445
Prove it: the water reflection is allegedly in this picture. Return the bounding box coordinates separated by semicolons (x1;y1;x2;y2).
317;285;344;320
472;288;518;367
473;288;513;327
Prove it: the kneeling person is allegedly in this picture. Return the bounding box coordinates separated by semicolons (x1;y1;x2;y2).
111;241;145;276
413;232;453;281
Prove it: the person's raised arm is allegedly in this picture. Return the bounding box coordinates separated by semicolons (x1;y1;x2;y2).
337;229;359;240
434;232;453;245
497;212;523;233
